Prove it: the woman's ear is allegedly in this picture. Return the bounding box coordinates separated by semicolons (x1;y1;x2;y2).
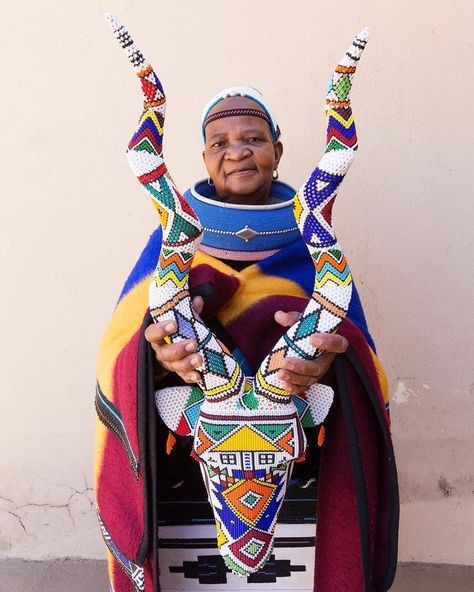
274;141;283;168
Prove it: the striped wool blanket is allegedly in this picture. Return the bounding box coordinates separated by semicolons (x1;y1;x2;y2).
94;230;398;592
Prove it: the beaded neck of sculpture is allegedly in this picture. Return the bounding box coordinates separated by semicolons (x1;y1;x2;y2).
183;180;301;261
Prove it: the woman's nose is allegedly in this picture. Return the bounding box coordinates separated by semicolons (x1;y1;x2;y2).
224;142;251;160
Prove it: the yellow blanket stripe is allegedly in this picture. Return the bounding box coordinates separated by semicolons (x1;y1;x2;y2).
370;349;389;405
94;278;151;487
193;251;309;326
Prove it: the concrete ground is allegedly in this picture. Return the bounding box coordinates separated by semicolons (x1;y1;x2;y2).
0;560;473;592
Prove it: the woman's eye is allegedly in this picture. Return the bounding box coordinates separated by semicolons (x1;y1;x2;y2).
246;137;260;143
211;141;224;148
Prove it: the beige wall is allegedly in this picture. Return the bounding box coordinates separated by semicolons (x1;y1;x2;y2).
1;0;473;564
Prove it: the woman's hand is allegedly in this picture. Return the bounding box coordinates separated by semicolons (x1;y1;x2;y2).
146;302;348;391
274;310;349;395
145;296;204;384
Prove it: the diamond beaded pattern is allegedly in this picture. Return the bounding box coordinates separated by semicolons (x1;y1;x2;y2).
106;13;369;576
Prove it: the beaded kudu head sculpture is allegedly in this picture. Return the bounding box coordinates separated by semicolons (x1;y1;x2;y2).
106;14;369;576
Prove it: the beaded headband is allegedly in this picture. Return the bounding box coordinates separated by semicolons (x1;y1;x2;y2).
201;85;280;142
203;108;272;135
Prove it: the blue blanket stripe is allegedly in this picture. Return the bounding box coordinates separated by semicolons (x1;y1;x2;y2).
118;227;162;303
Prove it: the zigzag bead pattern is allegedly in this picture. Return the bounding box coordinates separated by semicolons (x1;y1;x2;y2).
106;13;369;576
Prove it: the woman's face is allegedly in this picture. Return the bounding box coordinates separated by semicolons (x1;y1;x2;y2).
203;97;283;205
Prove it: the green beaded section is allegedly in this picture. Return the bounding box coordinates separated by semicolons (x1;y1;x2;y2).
243;493;258;506
244;540;263;558
241;388;259;410
254;424;291;440
335;73;351;101
204;350;228;376
325;138;346;152
135;137;157;154
201;422;237;441
186;385;205;406
223;555;247;575
295;311;320;340
162;247;193;261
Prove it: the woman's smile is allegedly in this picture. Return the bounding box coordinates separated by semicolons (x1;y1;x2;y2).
226;167;256;176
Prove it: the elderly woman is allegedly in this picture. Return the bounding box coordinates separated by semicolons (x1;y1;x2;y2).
144;86;352;401
95;20;398;592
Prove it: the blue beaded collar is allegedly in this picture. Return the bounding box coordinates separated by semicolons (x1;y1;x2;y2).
183;180;300;260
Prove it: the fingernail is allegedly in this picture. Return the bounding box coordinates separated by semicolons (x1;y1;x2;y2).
312;337;323;347
190;356;200;366
165;322;176;332
284;362;294;371
279;371;289;380
185;342;195;352
192;373;200;382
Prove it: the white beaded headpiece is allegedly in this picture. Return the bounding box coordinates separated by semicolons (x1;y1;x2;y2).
201;85;280;142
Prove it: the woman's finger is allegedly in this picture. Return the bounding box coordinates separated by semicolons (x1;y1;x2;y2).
274;310;302;328
181;370;202;384
279;353;336;386
280;353;333;375
277;369;317;387
281;382;305;395
166;352;203;373
311;332;348;353
144;321;176;344
192;295;205;316
155;340;199;365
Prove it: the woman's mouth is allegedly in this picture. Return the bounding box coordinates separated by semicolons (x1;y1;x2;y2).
227;168;256;177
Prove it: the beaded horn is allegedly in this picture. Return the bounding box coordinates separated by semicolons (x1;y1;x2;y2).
106;13;369;575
